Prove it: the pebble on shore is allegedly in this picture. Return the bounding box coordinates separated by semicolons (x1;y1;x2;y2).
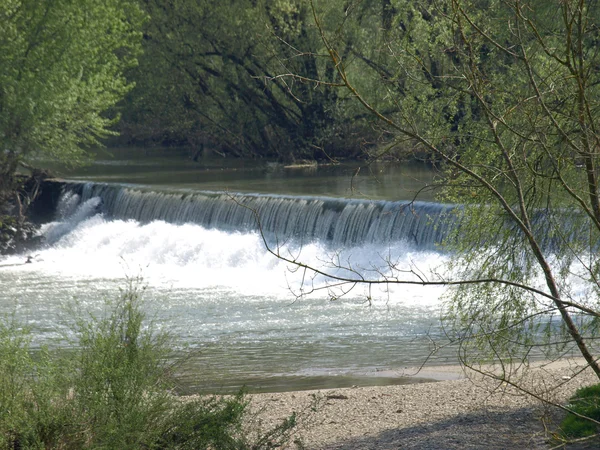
241;359;599;449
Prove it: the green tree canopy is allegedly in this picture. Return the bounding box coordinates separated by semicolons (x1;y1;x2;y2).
0;0;145;190
118;0;386;161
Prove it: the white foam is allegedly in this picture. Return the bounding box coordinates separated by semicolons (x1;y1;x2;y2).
8;202;448;305
42;197;102;244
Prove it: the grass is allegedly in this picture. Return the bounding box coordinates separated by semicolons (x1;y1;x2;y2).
0;280;295;449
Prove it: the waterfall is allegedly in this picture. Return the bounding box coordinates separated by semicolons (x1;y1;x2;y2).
51;181;459;251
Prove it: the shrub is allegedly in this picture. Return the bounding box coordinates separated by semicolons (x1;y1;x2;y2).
0;315;71;448
158;392;248;449
0;281;294;449
560;384;600;439
68;283;174;447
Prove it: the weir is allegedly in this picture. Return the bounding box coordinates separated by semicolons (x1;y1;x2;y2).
43;180;459;251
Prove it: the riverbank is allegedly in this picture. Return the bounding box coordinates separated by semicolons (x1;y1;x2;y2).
241;359;599;449
0;171;51;255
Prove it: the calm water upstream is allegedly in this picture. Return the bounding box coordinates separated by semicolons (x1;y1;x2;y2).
43;147;439;201
1;149;457;393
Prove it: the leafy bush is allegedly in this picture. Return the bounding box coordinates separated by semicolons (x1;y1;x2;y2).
560;384;600;439
0;281;293;449
0;314;72;448
68;284;174;448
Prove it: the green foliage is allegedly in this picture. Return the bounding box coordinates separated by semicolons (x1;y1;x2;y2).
561;384;600;438
0;0;145;177
158;393;248;449
302;0;600;375
431;0;600;366
68;283;174;447
118;0;378;160
0;282;295;449
0;314;71;448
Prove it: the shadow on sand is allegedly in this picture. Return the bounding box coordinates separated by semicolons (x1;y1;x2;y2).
321;407;599;449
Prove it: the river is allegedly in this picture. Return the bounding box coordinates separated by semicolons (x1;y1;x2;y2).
1;149;456;393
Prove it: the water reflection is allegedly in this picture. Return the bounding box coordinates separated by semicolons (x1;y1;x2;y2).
46;148;437;201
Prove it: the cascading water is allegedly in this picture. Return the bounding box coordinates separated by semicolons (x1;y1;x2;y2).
61;181;460;251
0;180;457;393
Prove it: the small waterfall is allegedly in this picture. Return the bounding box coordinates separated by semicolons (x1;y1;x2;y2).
54;181;459;250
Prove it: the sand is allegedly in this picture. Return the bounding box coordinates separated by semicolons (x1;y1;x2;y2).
243;359;600;449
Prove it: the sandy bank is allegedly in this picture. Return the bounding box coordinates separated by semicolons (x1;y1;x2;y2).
244;359;600;449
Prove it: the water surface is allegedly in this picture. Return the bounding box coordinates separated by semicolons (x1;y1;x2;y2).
2;150;454;393
48;147;438;201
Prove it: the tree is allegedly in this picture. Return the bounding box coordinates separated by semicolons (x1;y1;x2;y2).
264;0;600;418
119;0;384;161
0;0;145;194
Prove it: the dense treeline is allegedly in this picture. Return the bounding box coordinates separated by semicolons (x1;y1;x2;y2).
5;0;580;167
2;1;599;184
114;0;390;161
112;0;520;162
4;1;599;167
